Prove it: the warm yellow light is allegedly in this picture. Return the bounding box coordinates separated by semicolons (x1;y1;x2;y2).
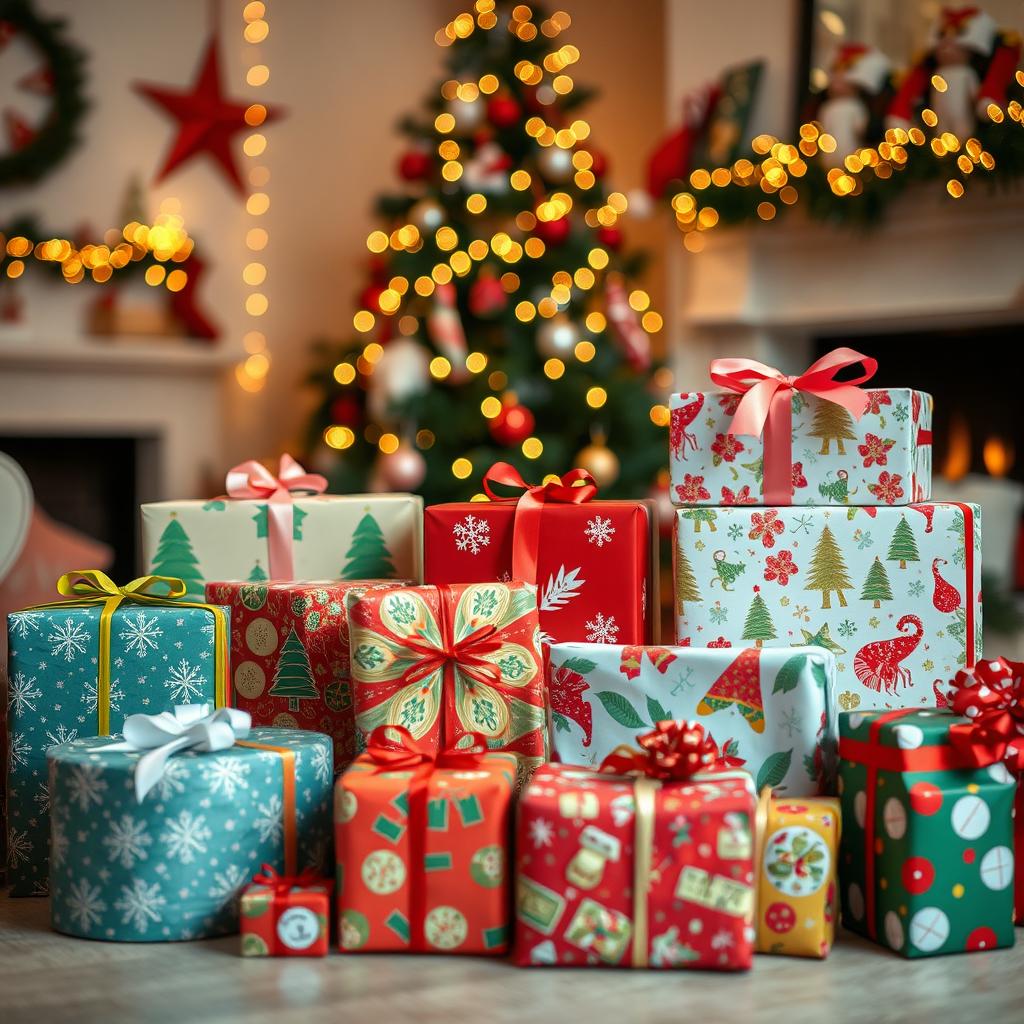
466;193;487;214
584;312;606;333
324;425;355;450
432;264;454;284
515;301;536;322
510;170;532;190
242;262;266;286
586;387;607;409
6;259;25;279
479;73;499;93
450;251;472;275
247;64;270;87
378;289;401;314
522;437;544;459
575;340;596;362
649;404;670;427
416;429;436;449
480;396;502;418
757;202;777;221
442;161;463;182
334;362;356;385
363;342;384;364
544;358;565;379
947;179;965;198
244;19;269;43
378;432;400;455
488;370;508;390
244;330;266;354
430;356;452;379
353;310;375;332
587;248;609;270
246;193;270;216
246;293;268;316
435;112;456;133
365;231;387;254
466;351;488;374
452;458;473;479
628;289;650;312
165;269;188;292
244;352;270;379
436;226;458;251
144;265;166;287
641;311;663;332
414;276;434;296
524;237;546;259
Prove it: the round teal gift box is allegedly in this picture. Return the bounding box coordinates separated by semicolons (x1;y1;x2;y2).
47;727;333;942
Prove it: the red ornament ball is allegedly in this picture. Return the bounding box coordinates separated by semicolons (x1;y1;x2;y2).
901;856;935;895
490;403;535;446
359;284;385;314
398;149;432;181
597;224;623;250
534;216;570;246
589;148;608;177
487;94;522;129
468;276;508;319
329;395;361;427
909;782;943;816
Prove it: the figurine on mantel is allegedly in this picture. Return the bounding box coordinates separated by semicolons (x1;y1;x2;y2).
816;44;893;169
886;7;1022;140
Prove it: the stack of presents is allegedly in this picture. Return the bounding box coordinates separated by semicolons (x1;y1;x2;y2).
5;348;1021;965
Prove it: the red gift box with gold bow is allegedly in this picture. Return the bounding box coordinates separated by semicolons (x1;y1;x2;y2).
424;463;658;646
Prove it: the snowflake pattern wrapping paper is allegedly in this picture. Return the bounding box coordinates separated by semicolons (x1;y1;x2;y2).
346;582;548;780
515;763;757;969
47;728;333;942
6;601;227;896
334;750;517;953
206;579;410;774
141;494;423;597
672;502;981;710
423;500;656;645
669;388;932;507
838;709;1016;958
548;643;837;796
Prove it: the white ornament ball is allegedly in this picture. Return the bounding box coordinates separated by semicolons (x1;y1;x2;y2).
409;198;445;232
537;145;574;183
536;316;580;359
447;97;484;131
368;337;431;422
378;442;426;491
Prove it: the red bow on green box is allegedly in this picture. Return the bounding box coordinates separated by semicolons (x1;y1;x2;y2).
945;658;1024;774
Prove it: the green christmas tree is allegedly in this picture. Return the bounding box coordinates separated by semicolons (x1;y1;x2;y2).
269;627;319;712
248;560;268;582
150;516;204;596
681;508;717;533
887;516;920;570
860;555;893;608
674;544;701;614
742;587;776;647
805;524;852;609
808;402;856;455
342;511;397;579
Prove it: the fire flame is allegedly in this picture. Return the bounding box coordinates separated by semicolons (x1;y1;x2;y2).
983;436;1014;478
941;414;971;481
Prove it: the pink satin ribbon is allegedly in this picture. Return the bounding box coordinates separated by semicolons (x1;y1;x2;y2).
709;347;877;504
225;454;327;579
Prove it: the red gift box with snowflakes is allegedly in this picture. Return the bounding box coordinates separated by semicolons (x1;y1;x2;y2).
424;500;657;646
205;580;409;773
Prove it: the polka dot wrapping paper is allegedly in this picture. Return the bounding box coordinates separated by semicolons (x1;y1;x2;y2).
240;876;333;957
838;709;1016;957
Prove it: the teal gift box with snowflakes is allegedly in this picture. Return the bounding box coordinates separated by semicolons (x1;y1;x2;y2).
672;502;981;711
47;727;332;942
6;584;228;896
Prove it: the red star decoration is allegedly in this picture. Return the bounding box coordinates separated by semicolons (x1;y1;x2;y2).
134;36;282;195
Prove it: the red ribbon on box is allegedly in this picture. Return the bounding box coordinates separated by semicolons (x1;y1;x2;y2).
246;863;332;957
599;719;744;780
482;462;598;583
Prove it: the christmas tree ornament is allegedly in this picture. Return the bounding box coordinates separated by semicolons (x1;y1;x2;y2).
533;215;570;246
535;315;579;359
359;282;386;314
329;394;362;428
596;224;623;250
575;435;620;488
408;197;445;232
462;140;513;193
446;95;483;131
397;147;432;181
426;282;470;382
605;274;651;371
367;337;430;422
468;272;507;318
536;145;574;182
377;441;427;491
486;93;522;129
134;35;282;195
589;148;608;178
489;402;535;446
817;45;893;168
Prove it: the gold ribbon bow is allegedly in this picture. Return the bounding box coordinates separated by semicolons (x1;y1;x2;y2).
28;570;228;734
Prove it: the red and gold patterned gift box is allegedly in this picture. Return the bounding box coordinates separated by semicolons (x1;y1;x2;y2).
206;580;409;773
347;580;548;781
515;723;757;969
424;464;658;646
335;727;516;954
240;865;333;957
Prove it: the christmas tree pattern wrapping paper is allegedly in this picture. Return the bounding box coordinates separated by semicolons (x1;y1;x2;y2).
47;728;333;942
334;743;517;954
424;498;656;646
838;709;1016;958
141;493;423;596
515;762;757;969
672;502;981;711
548;642;837;797
669;387;931;507
755;794;840;958
206;579;410;773
6;599;226;896
240;872;333;957
346;582;548;781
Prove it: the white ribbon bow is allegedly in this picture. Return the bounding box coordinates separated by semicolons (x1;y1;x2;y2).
100;704;252;803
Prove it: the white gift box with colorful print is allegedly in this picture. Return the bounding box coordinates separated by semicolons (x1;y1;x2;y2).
672;502;981;712
548;642;837;796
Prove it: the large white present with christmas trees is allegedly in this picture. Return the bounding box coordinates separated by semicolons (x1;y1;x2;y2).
672;502;981;712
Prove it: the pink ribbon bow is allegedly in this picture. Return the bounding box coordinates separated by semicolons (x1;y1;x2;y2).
709;347;877;504
225;454;327;579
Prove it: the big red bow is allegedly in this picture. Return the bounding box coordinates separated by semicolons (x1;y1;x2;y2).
599;720;744;780
945;658;1024;774
709;347;877;504
224;454;327;579
482;461;598;582
252;862;326;894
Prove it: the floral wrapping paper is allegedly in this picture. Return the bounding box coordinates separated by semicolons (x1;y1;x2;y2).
424;500;655;645
205;579;410;774
839;709;1016;957
47;728;333;941
548;642;837;796
672;502;982;711
141;494;423;596
240;878;333;957
334;752;517;953
756;796;840;957
346;582;548;782
515;763;757;969
669;388;932;506
6;601;225;896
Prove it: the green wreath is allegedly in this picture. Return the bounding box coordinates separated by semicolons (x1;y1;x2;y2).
0;0;88;187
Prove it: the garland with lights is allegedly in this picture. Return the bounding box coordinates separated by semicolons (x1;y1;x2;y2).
305;0;670;505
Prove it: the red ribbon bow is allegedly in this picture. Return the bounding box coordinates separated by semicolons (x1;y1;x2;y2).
482;461;598;583
224;454;327;579
945;658;1024;774
599;720;744;781
252;862;326;894
709;347;877;504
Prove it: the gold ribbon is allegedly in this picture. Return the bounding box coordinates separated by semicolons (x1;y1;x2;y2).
27;570;228;735
631;776;659;968
237;740;298;877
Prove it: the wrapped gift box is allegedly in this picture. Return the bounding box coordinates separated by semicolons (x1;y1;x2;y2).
756;794;840;957
206;579;410;773
142;493;422;596
838;709;1016;957
424;498;657;645
335;741;516;953
6;591;227;896
669;387;931;507
515;760;757;969
347;582;548;781
673;502;981;710
47;727;333;941
548;642;837;796
240;871;333;957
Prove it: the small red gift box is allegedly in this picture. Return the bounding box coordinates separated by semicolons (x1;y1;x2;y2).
240;865;333;957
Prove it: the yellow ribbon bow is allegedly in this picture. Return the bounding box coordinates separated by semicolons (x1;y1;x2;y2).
29;570;228;734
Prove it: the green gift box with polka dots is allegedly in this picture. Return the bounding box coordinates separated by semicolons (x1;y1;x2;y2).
838;708;1016;957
